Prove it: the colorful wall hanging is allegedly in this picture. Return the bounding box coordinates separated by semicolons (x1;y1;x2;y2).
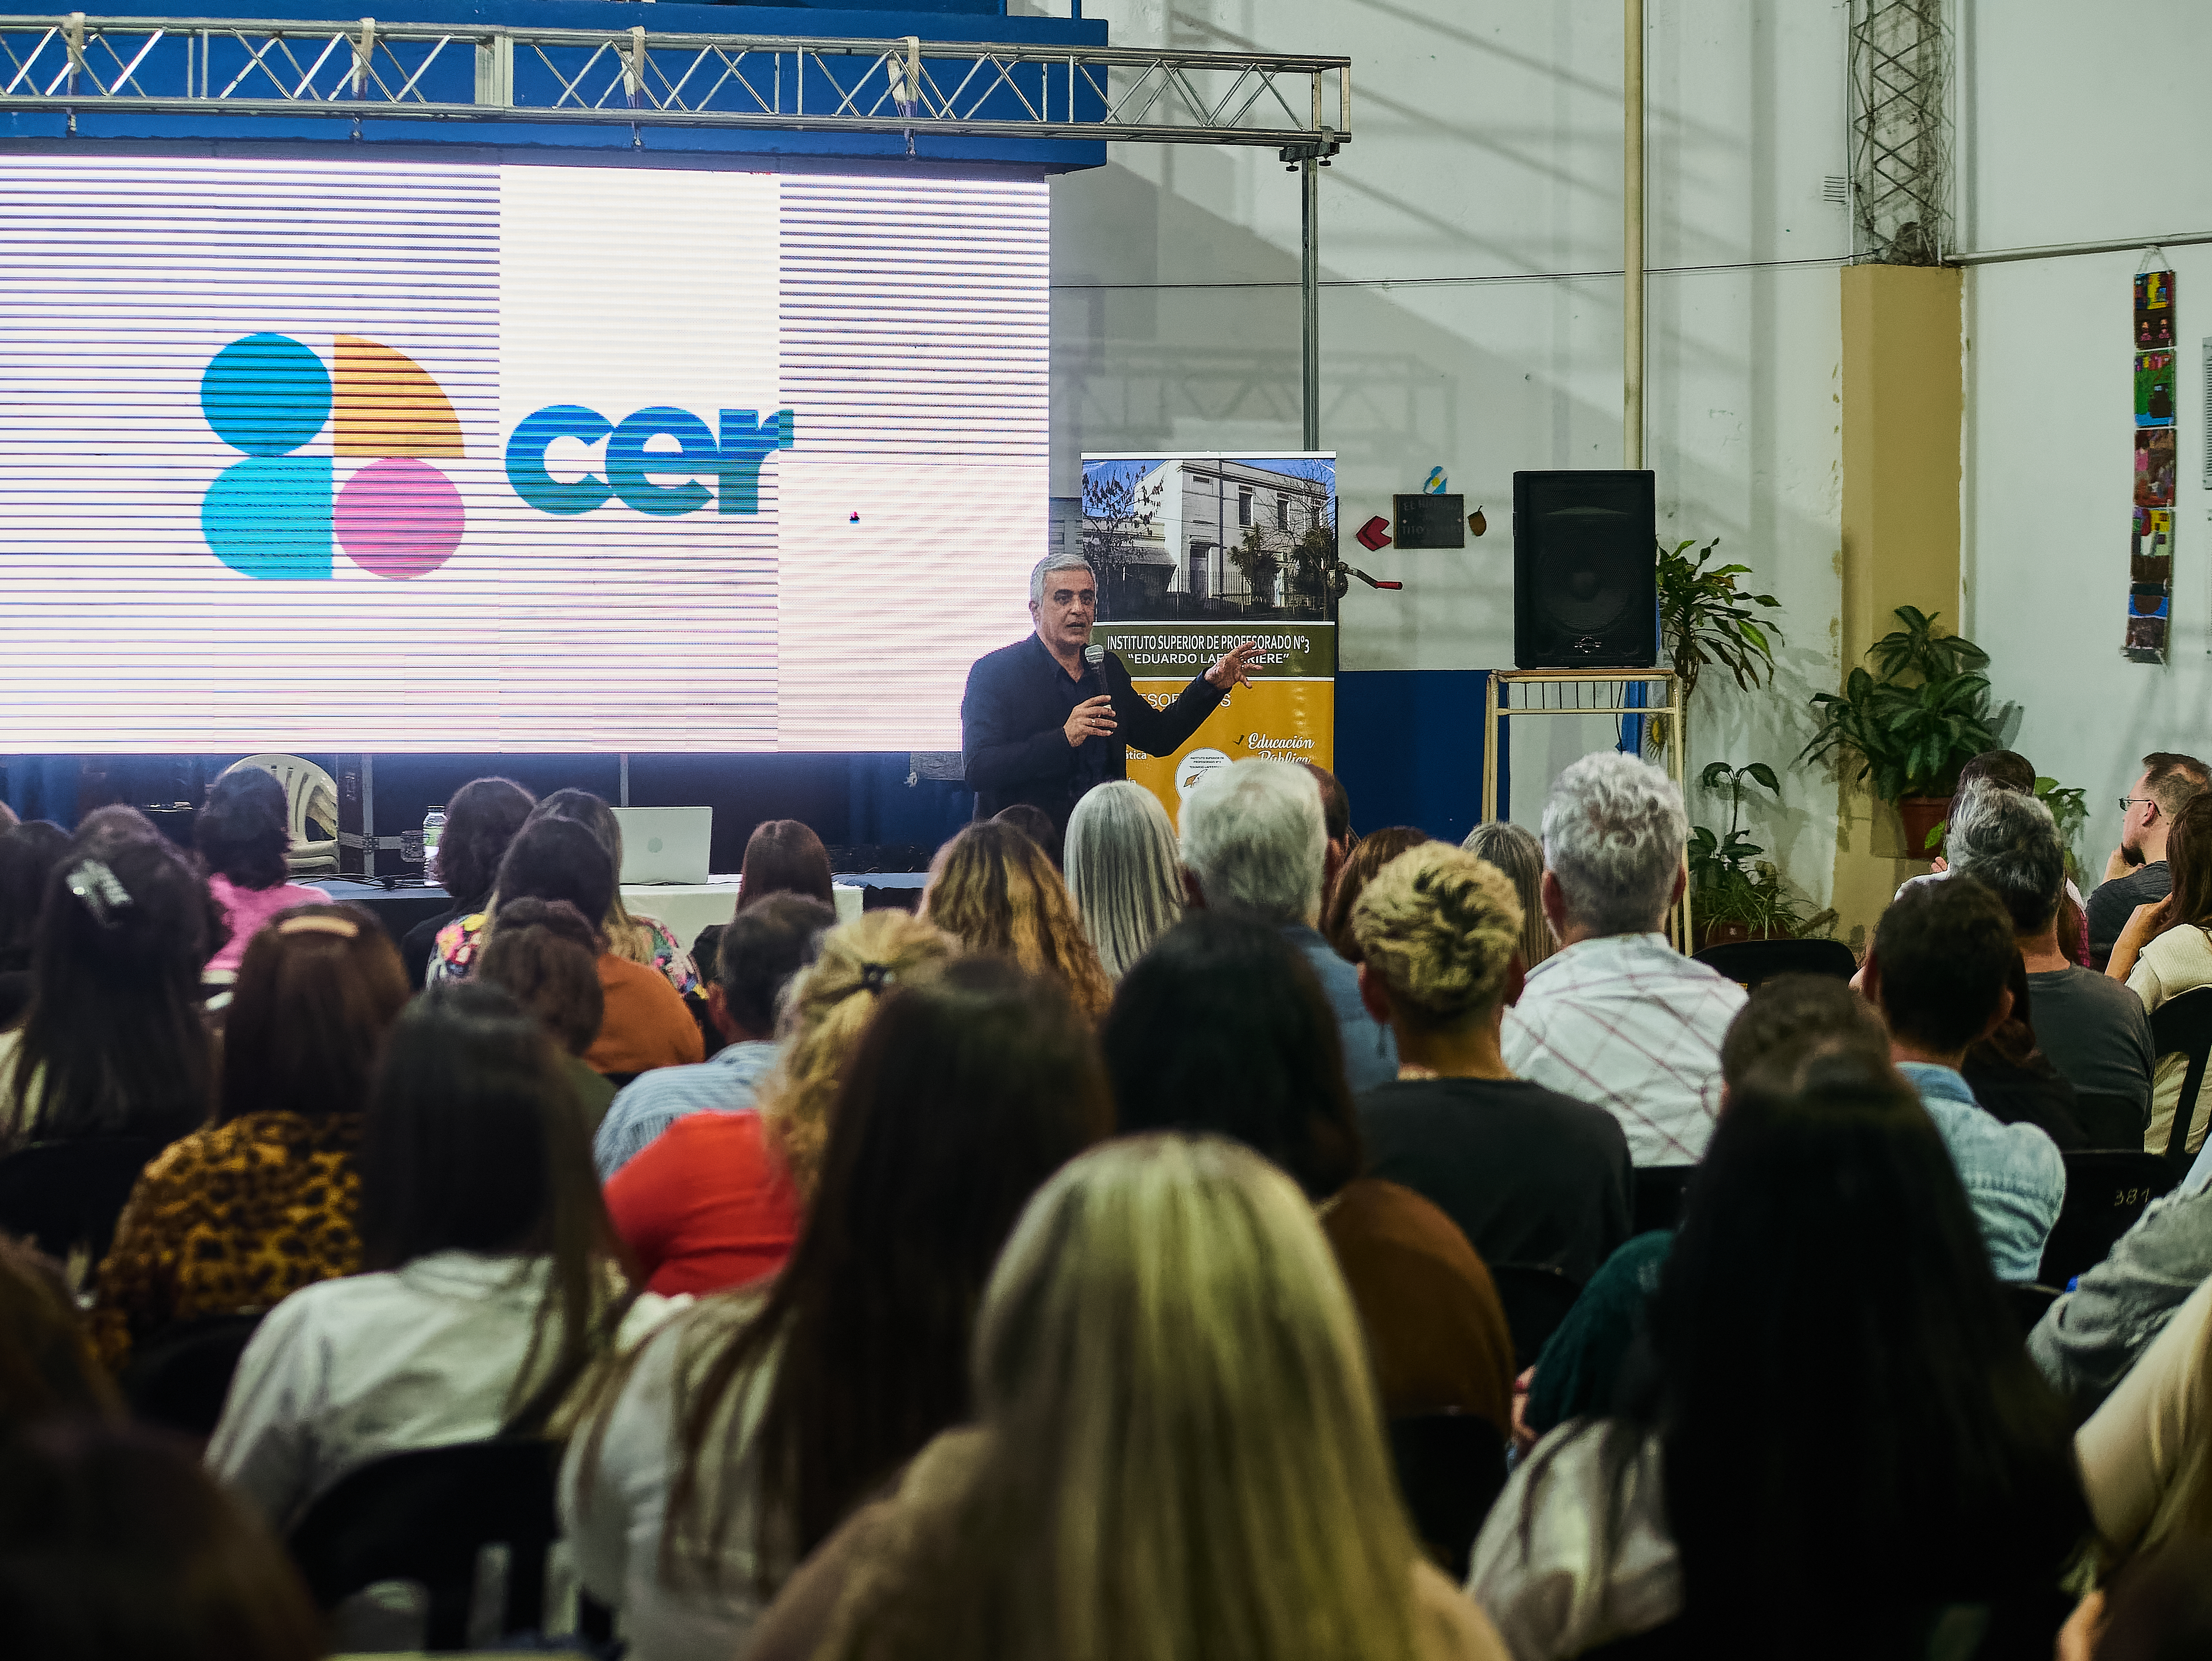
2128;257;2176;663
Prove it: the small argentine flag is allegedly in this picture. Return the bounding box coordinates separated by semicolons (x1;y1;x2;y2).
1422;468;1447;494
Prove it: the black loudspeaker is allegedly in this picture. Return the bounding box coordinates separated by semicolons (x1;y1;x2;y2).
1512;470;1657;669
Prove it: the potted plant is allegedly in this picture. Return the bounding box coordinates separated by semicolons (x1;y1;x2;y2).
1647;538;1786;757
1688;760;1831;947
1799;606;1999;859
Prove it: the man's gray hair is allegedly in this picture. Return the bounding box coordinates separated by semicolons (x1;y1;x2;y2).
1945;782;2066;935
1179;759;1327;926
1540;750;1688;937
1030;553;1098;608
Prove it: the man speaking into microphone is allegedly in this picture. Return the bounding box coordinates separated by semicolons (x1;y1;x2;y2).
962;554;1260;834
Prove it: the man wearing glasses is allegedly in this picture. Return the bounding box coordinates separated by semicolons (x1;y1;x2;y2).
960;555;1259;835
2088;751;2212;970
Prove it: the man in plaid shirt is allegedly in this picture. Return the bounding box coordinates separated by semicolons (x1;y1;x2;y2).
1502;751;1745;1166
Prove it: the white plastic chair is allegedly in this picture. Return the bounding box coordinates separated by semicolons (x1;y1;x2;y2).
219;754;340;878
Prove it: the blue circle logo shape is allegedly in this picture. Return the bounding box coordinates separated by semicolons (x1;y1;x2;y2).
201;332;332;456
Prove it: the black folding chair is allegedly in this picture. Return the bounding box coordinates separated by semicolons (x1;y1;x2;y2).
121;1313;264;1438
2038;1152;2178;1290
0;1136;164;1264
2072;1090;2149;1151
287;1441;566;1651
1691;937;1857;989
2148;986;2212;1166
1489;1261;1586;1374
1387;1412;1507;1582
1631;1166;1695;1236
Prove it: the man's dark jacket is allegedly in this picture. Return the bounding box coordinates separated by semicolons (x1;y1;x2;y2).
961;633;1225;830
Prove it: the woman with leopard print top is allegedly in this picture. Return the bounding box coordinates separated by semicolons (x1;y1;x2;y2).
89;905;408;1371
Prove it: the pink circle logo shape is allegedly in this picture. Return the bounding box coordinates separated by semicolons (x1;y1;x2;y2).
335;458;465;580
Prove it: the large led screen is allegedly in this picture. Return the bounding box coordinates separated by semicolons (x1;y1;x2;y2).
0;157;1046;751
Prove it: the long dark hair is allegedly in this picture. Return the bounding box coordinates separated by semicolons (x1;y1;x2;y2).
2149;793;2212;938
655;956;1111;1592
221;904;409;1126
489;819;616;939
476;898;606;1058
358;984;628;1413
1559;1051;2085;1654
1101;910;1361;1199
194;768;292;891
0;822;68;973
1321;825;1430;961
432;777;535;913
5;832;216;1149
737;820;835;911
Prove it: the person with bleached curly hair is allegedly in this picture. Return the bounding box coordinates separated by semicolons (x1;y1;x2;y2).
1352;842;1631;1284
1501;751;1745;1167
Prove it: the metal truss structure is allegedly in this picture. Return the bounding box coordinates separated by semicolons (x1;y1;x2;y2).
1847;0;1948;265
0;13;1351;147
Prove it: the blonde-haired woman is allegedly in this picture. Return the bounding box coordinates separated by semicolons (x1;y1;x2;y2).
1352;843;1630;1284
922;821;1111;1016
747;1134;1509;1661
601;911;957;1295
1461;820;1553;972
1063;782;1183;982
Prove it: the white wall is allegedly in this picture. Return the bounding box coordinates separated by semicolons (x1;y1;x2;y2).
1959;0;2212;872
1027;0;1852;899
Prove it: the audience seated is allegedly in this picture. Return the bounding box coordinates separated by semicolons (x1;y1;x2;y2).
1297;758;1356;913
0;1234;121;1429
1351;843;1631;1286
194;769;331;980
0;819;67;1028
400;775;534;990
208;984;667;1531
88;904;405;1369
0;1419;325;1661
1520;974;1895;1444
1322;824;1430;961
1469;1051;2087;1658
2076;1258;2212;1570
736;819;836;913
1500;752;1744;1166
1103;910;1515;1429
477;897;620;1131
595;894;834;1181
920;820;1110;1018
1963;950;2091;1150
1949;784;2156;1127
602;911;954;1297
430;787;700;998
1062;780;1184;982
565;956;1107;1661
0;828;218;1151
2031;1174;2212;1420
2088;751;2211;971
747;1134;1510;1661
2109;794;2212;1156
1905;750;2092;965
1861;876;2067;1280
1462;819;1554;972
1179;759;1399;1090
991;801;1064;868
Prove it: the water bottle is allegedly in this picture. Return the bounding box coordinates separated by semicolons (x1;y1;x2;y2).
420;805;446;876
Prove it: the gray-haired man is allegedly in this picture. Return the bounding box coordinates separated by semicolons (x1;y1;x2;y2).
960;554;1259;833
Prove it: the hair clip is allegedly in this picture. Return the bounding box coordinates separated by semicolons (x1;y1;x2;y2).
63;859;133;929
858;962;894;995
276;914;359;939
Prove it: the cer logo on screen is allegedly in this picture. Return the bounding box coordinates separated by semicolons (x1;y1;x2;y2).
198;332;797;581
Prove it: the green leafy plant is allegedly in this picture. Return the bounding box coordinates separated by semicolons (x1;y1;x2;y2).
1688;760;1780;889
1799;607;2000;804
2037;776;2089;881
1687;760;1833;940
1646;539;1784;757
1226;524;1283;608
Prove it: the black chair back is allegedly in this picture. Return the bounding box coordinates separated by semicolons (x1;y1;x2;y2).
287;1440;562;1651
121;1313;264;1437
1489;1261;1586;1373
1631;1166;1694;1236
1387;1412;1506;1582
2072;1090;2148;1151
0;1136;163;1264
2038;1152;2179;1289
1691;937;1857;989
2148;986;2212;1163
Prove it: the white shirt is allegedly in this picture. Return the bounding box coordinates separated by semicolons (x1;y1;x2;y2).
1501;934;1746;1166
206;1250;675;1532
1466;1421;1680;1661
559;1297;779;1661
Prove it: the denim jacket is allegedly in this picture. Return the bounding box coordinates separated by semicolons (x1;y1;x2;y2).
1898;1062;2067;1284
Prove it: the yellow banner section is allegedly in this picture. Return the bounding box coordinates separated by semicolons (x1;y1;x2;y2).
1122;677;1335;833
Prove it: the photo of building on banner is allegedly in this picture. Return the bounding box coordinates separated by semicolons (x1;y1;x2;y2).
1080;452;1337;829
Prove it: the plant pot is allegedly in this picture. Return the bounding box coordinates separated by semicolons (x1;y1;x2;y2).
1897;795;1953;861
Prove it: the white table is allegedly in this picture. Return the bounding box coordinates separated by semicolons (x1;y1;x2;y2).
620;877;863;952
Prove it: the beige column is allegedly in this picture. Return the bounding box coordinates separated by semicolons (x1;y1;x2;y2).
1830;262;1964;950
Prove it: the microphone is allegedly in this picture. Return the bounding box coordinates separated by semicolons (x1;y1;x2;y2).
1082;643;1107;695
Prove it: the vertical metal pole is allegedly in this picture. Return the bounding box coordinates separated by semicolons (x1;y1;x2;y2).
618;753;630;806
1623;0;1645;469
1301;155;1320;450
